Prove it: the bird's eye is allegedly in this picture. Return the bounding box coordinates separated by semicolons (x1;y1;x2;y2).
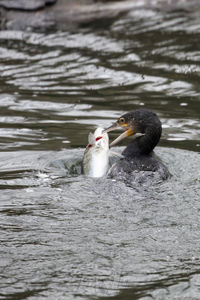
119;117;125;124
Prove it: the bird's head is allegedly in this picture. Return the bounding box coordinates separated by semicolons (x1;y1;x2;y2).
104;109;161;148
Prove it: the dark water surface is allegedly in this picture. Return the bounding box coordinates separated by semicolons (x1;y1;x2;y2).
0;5;200;300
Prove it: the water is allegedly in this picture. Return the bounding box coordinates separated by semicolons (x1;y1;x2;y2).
0;3;200;300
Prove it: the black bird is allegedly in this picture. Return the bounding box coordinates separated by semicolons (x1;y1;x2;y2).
104;108;169;184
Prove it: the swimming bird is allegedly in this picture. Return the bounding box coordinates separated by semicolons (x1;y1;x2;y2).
104;108;169;184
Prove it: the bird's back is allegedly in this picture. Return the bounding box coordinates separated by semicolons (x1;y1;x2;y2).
108;152;170;186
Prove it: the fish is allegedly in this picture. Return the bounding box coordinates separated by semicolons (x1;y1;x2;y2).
83;127;109;178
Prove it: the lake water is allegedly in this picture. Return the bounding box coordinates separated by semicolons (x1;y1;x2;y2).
0;4;200;300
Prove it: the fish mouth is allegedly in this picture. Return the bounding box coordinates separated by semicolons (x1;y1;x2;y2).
103;122;134;147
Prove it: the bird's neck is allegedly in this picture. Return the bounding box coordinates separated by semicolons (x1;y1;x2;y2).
122;126;162;158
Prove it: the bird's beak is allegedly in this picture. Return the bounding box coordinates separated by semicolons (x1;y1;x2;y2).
103;122;119;133
103;122;134;147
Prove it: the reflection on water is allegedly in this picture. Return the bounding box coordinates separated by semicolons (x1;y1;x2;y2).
0;4;200;300
0;9;199;152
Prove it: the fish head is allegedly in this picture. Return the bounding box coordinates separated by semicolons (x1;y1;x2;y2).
87;127;109;150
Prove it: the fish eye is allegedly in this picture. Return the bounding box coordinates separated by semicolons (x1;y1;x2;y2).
119;117;125;124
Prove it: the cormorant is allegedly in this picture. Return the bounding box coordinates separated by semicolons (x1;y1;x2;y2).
104;108;170;184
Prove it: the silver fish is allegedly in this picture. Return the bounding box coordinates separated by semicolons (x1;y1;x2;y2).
83;127;109;177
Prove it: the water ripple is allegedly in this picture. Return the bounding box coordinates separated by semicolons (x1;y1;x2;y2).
0;4;200;299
